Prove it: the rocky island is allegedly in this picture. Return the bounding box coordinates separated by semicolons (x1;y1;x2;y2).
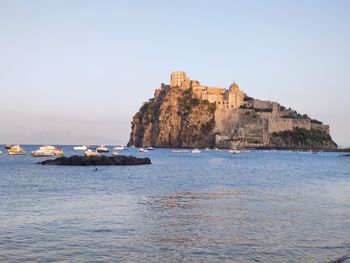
129;71;337;149
39;155;151;166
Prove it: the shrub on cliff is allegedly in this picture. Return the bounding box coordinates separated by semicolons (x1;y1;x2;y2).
244;95;254;101
271;128;337;149
311;119;323;124
201;99;216;114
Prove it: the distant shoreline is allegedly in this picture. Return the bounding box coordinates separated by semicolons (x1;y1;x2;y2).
2;144;350;153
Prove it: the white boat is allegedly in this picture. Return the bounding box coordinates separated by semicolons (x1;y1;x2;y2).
114;145;125;151
84;149;100;157
205;147;211;151
97;145;109;153
31;145;64;157
192;148;201;154
73;145;88;151
138;148;148;153
0;150;2;154
130;146;136;149
229;149;241;154
7;145;26;155
213;147;221;151
112;151;119;156
147;146;155;150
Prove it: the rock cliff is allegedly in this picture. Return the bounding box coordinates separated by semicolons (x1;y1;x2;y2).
129;85;216;148
128;72;337;149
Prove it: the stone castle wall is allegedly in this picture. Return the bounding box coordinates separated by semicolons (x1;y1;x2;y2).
253;100;273;110
215;109;268;148
311;123;330;134
268;118;293;133
292;119;311;130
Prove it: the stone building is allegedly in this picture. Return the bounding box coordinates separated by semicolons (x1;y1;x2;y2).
170;71;190;89
170;71;245;110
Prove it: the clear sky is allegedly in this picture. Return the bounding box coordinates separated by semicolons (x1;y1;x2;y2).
0;0;349;147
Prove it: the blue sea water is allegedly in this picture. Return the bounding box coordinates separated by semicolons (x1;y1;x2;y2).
1;146;350;262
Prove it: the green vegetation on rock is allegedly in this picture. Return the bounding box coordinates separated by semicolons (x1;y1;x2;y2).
270;128;337;149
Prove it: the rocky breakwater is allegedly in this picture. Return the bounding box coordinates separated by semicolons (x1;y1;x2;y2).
39;155;151;166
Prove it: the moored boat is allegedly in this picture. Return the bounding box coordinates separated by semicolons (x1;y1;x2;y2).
31;145;64;157
114;145;125;151
147;146;155;150
138;148;148;153
7;145;26;155
73;145;88;151
97;145;109;153
84;149;101;157
192;148;201;154
229;149;241;154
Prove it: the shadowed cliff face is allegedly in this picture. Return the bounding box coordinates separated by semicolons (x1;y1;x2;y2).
128;86;216;148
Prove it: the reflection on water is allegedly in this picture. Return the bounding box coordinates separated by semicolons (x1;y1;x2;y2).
139;187;350;262
1;147;350;262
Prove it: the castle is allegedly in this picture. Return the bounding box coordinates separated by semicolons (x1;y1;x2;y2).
170;71;245;110
150;71;332;148
130;71;336;149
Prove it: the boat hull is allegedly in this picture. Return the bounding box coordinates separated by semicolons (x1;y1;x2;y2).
8;151;26;155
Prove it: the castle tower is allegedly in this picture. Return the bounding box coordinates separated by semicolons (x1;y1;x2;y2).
228;82;244;109
229;82;240;92
170;71;190;89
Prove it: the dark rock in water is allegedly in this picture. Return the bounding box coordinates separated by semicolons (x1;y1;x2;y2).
330;255;350;263
39;155;151;166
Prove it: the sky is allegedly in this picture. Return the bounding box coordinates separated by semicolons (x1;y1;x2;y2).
0;0;349;147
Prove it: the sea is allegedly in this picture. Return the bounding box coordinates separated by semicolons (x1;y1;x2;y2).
1;146;350;263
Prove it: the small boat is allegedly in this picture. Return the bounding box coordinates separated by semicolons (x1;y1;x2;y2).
97;145;109;153
7;145;26;155
229;149;241;154
213;147;221;151
73;145;88;151
84;149;100;157
147;146;155;150
0;150;2;154
112;151;119;156
192;148;201;154
138;148;148;153
114;145;125;151
31;145;64;157
130;145;136;149
205;147;211;151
